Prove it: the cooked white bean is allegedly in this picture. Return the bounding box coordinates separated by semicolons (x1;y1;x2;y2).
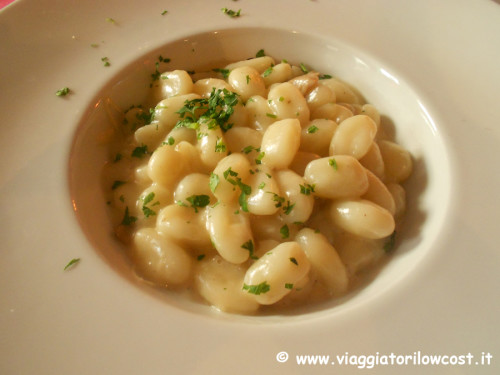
378;140;413;182
206;202;254;264
246;166;281;215
150;93;200;133
147;144;187;187
249;213;298;242
386;183;406;218
136;183;173;223
300;119;338;156
329;115;377;159
306;84;336;112
193;78;231;98
268;82;310;125
132;228;192;286
295;228;348;294
228;66;266;102
330;199;395;239
319;78;360;104
288;72;319;96
195;255;259;314
156;204;212;248
362;169;396;215
311;102;353;124
360;104;381;128
245;95;275;131
211;153;251;203
262;62;292;87
155;70;194;99
334;231;384;274
224;127;262;158
304;155;369;199
359;142;385;179
225;56;275;73
196;122;228;170
289;151;320;176
260;118;301;169
174;141;205;174
274;169;314;224
173;173;215;206
243;242;310;305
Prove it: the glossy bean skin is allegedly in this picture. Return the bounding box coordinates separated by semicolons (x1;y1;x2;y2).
260;118;301;169
329;199;395;239
329;115;377;159
206;202;254;264
295;228;348;295
132;228;192;286
195;255;260;314
243;242;310;305
303;155;369;199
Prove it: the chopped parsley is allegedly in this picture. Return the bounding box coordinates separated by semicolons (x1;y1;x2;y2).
285;283;294;290
299;63;309;73
329;158;338;171
111;180;126;190
121;206;137;226
215;137;227;152
166;136;175;145
161;10;168;15
255;151;265;164
243;281;270;295
221;7;241;18
258;182;266;189
222;167;252;212
262;66;273;77
101;57;110;67
105;17;116;24
265;113;277;118
280;224;289;239
175;88;239;132
212;68;230;79
242;145;259;154
289;257;298;266
131;145;148;158
256;49;266;57
141;192;159;218
241;239;258;260
55;87;70;97
197;254;205;261
209;172;220;193
186;194;211;213
319;74;332;80
307;125;319;134
299;183;315;195
63;258;80;271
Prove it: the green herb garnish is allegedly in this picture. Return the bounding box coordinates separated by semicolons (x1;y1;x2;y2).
121;206;137;226
209;173;220;193
131;145;148;158
221;7;241;18
329;158;338;170
56;87;70;97
186;194;211;213
64;258;80;271
307;125;319;134
280;224;289;239
241;239;258;260
243;281;270;295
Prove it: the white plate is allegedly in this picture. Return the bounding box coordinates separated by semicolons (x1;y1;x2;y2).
1;1;499;374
